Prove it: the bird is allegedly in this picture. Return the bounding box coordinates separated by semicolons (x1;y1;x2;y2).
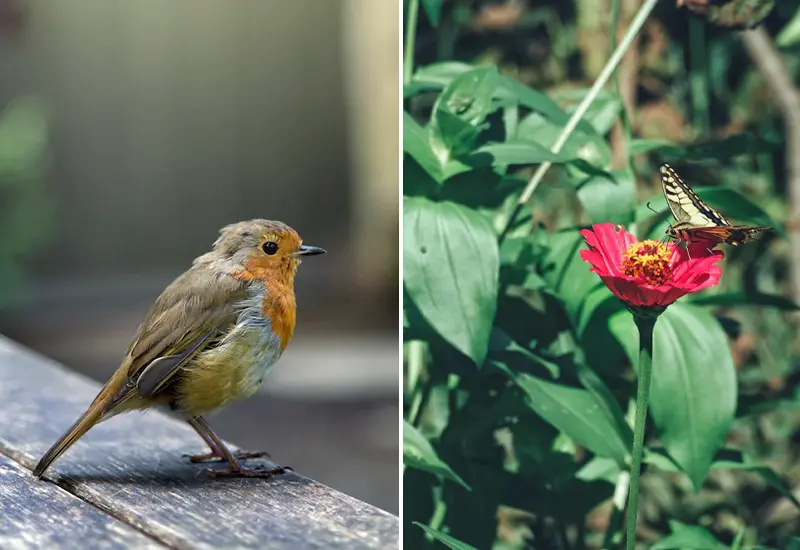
33;219;325;479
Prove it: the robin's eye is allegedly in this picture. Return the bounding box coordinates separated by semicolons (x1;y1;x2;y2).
261;241;279;255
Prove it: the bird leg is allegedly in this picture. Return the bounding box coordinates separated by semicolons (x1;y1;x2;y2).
185;418;272;462
186;416;288;478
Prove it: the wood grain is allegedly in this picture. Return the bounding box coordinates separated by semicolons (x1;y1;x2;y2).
0;454;165;549
0;336;398;550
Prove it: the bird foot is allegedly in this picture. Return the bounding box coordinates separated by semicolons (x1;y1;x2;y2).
206;464;292;479
184;449;272;463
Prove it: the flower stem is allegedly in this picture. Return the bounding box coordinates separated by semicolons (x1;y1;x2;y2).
626;313;657;550
403;0;419;86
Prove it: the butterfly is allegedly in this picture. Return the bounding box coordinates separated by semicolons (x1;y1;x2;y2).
660;163;772;247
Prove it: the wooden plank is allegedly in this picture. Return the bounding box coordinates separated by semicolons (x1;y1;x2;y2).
0;453;165;549
0;336;399;549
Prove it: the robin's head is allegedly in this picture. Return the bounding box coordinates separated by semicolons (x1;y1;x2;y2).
198;219;325;281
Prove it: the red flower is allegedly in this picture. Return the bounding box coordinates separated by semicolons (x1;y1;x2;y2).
579;223;723;308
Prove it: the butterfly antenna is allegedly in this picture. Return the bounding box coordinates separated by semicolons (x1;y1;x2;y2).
645;201;672;243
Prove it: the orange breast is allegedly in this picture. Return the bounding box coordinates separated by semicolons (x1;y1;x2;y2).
262;279;296;351
232;256;298;351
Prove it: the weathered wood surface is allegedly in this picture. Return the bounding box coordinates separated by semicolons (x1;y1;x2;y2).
0;454;165;549
0;335;399;549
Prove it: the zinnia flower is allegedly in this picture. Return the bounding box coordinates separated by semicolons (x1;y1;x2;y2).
580;222;724;548
579;222;723;310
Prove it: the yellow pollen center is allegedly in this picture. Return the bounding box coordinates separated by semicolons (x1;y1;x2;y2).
620;240;672;286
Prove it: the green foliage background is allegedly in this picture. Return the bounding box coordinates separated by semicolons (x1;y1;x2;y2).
0;97;52;306
403;1;800;548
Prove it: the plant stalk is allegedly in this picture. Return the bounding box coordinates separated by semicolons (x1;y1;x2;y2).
498;0;659;242
626;313;657;550
404;0;419;86
603;470;630;549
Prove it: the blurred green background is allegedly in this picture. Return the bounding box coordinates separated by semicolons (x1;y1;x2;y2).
0;0;398;513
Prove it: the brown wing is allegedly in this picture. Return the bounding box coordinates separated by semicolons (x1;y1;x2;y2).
110;266;248;407
720;225;771;246
679;225;734;244
678;222;771;246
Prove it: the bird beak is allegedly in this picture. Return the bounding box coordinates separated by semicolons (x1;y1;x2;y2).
296;244;326;256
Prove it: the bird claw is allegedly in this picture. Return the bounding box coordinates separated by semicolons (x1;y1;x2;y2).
184;449;272;463
206;465;292;479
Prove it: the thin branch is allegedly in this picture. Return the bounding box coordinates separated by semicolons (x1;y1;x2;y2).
498;0;660;241
741;27;800;304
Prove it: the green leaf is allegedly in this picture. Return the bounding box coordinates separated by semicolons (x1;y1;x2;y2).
404;197;499;364
420;0;443;26
776;7;800;47
574;360;633;452
575;285;628;377
465;140;572;167
629;139;675;156
647;447;800;513
539;230;601;321
414;524;480;550
576;456;622;483
522;270;548;291
730;527;745;550
403;420;470;490
431;67;500;158
554;88;622;135
575;168;636;225
609;303;737;488
410;64;601;153
439;168;509;209
568;159;616;181
411;62;474;92
539;230;630;377
581;92;622;135
628;133;780;162
499;235;529;266
404;154;440;198
511;372;631;467
404;111;443;181
515;112;608;165
694;187;775;228
403;469;439;549
497;75;600;139
712;449;800;512
691;292;799;311
652;521;728;550
488;328;560;377
403;111;471;184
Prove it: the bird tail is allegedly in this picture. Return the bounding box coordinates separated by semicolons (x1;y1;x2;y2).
33;369;129;478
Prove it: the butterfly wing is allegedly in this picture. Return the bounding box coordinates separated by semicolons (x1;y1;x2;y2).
721;225;771;246
661;164;773;246
660;164;731;229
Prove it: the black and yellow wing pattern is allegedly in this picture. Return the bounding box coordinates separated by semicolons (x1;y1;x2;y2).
660;163;771;247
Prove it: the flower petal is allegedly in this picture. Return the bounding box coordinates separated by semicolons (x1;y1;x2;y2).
579;223;725;310
597;274;664;307
579;229;620;276
580;223;637;277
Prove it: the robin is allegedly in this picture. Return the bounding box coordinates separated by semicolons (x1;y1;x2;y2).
33;219;325;478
